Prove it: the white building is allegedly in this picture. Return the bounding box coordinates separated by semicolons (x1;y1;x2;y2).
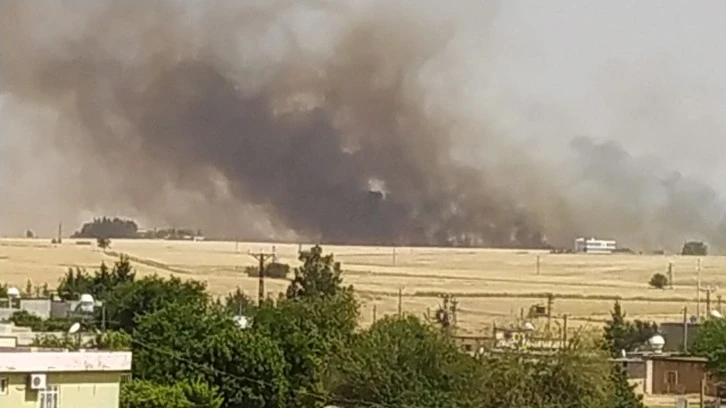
0;347;131;408
574;237;616;254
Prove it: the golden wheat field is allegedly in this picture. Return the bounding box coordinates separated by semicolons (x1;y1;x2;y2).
0;237;723;334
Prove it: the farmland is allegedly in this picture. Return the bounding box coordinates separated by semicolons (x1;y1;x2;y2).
0;238;722;334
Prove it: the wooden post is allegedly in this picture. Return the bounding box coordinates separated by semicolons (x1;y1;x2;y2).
546;293;554;332
372;305;377;323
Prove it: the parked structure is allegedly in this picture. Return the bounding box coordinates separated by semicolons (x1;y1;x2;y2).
574;238;617;254
0;348;131;408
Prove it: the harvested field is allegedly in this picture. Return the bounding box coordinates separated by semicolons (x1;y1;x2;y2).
0;238;723;334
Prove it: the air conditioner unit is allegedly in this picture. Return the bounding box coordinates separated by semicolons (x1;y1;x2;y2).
29;374;47;390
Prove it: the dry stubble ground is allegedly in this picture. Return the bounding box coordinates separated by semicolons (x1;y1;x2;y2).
0;238;723;335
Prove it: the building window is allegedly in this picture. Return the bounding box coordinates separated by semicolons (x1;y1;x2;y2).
0;377;8;395
39;386;59;408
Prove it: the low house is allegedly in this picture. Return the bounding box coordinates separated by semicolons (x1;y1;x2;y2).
0;347;131;408
644;355;713;395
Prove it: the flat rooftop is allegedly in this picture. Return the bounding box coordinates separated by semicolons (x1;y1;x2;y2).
0;349;132;373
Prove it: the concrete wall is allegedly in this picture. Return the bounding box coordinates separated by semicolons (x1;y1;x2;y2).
0;372;123;408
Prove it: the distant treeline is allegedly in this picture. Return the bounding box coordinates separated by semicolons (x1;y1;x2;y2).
71;217;202;240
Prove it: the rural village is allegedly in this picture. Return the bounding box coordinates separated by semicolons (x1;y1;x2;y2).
4;2;726;408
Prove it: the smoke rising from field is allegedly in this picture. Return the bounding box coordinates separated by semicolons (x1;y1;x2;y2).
2;1;726;250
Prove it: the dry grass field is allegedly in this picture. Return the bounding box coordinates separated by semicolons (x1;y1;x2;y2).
1;237;724;335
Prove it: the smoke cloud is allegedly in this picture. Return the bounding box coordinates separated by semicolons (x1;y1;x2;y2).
2;1;726;251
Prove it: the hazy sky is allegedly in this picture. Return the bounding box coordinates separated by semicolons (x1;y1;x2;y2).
2;0;726;248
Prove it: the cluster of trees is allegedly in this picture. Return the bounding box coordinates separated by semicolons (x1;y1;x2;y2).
72;217;140;239
9;245;650;408
682;241;708;256
71;217;202;241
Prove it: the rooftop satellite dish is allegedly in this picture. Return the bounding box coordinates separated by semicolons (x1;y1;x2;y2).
68;322;81;334
7;287;20;298
648;334;665;353
711;310;723;319
523;322;536;332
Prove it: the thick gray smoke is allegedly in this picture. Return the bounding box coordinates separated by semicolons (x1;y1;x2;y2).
2;1;726;251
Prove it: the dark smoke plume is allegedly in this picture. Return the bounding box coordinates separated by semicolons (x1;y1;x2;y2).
3;1;726;251
0;0;550;247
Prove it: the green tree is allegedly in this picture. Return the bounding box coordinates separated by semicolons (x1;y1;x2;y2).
253;293;358;408
97;236;112;251
103;274;208;333
57;256;135;301
133;302;288;408
611;364;646;408
649;273;669;289
330;315;487;408
120;379;222;408
224;287;254;315
682;241;708;256
286;245;350;299
693;318;726;379
93;331;132;350
603;301;658;357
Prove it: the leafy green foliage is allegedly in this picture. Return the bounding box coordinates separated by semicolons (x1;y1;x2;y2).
32;333;80;349
57;256;135;301
611;364;646;408
133;303;288;408
72;217;139;239
103;274;208;333
10;310;72;332
224;287;254;315
254;294;358;407
693;318;726;379
649;273;669;289
603;301;658;357
94;330;132;350
286;245;350;299
682;240;708;256
246;262;290;279
331;315;486;408
120;379;222;408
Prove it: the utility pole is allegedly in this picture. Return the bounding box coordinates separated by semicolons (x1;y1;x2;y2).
57;222;63;244
397;287;403;315
249;251;275;306
668;262;673;289
683;306;689;354
562;314;568;347
372;305;377;323
697;259;702;320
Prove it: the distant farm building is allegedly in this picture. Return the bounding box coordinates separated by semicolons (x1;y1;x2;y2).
574;238;616;254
